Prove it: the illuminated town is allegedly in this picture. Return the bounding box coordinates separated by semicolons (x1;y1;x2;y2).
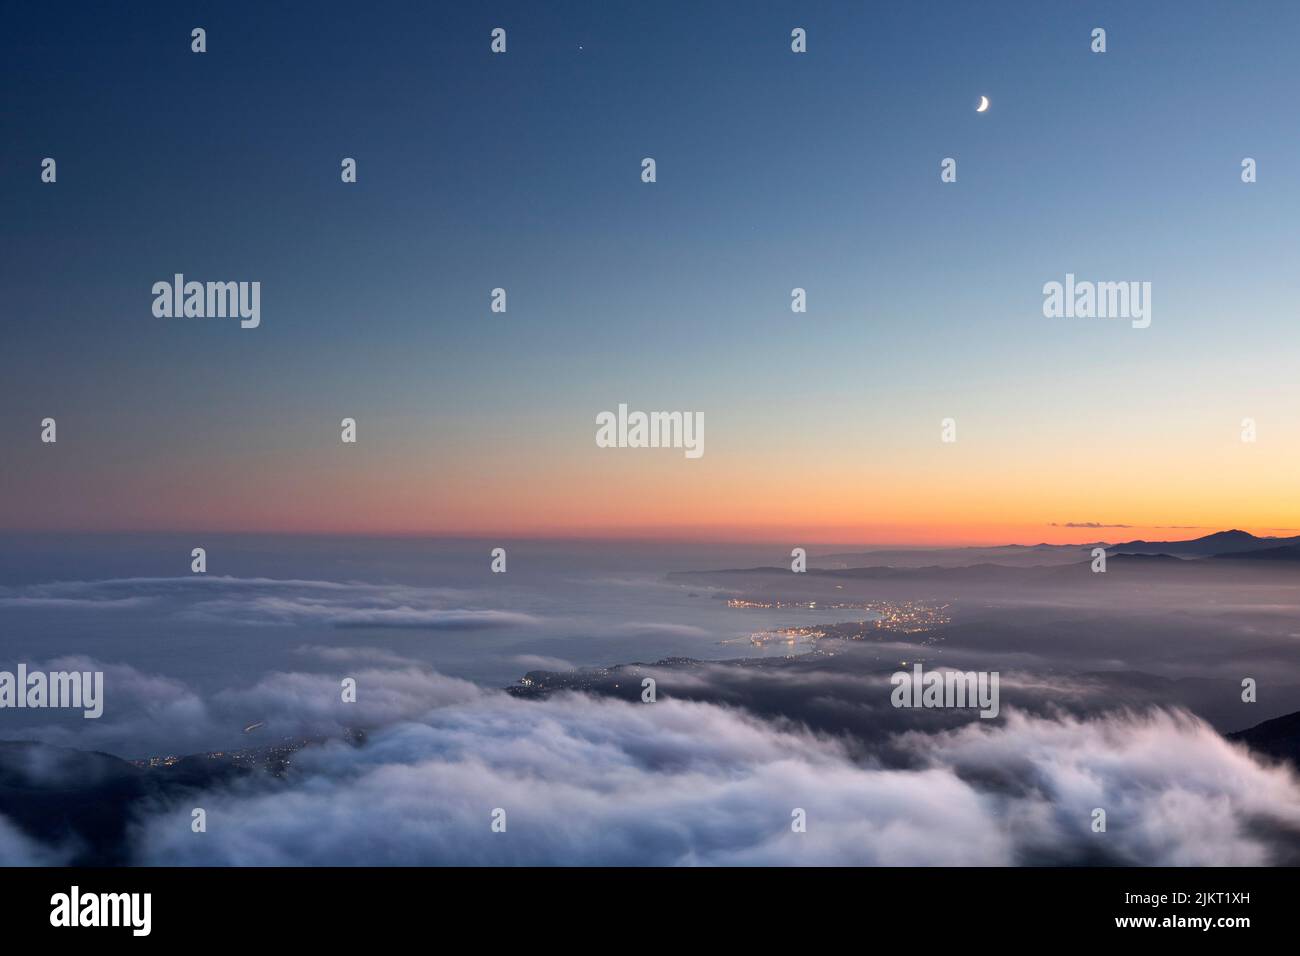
131;728;365;776
725;598;951;635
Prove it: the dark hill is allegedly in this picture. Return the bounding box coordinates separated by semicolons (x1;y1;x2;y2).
0;740;251;865
1213;545;1300;562
1228;710;1300;766
1114;529;1298;557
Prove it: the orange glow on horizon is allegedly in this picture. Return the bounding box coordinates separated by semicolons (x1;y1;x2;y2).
8;414;1300;546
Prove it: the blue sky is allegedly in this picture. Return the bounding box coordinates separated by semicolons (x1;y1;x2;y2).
4;1;1300;539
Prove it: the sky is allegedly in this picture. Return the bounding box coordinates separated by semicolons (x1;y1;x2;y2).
4;0;1300;545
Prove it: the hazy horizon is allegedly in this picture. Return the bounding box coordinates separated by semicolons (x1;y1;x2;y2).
5;524;1300;549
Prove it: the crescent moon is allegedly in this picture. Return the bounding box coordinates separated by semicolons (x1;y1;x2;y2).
976;95;989;113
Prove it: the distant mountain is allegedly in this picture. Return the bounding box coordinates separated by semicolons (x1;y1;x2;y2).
1105;552;1184;563
812;543;1099;570
1212;545;1300;561
1229;710;1300;766
1112;529;1300;557
812;530;1299;570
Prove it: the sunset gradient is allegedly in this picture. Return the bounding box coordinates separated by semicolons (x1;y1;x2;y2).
4;1;1300;546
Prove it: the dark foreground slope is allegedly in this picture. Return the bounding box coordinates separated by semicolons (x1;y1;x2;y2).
0;740;266;864
1229;710;1300;765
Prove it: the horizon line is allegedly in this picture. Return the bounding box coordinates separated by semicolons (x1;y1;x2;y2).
0;525;1294;550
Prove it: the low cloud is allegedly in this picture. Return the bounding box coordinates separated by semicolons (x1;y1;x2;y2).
6;648;1299;866
1050;522;1207;530
511;655;576;672
0;815;70;865
612;622;711;638
7;655;481;759
1052;522;1132;529
0;576;542;631
125;687;1300;866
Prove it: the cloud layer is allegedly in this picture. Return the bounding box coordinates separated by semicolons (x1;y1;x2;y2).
122;686;1300;866
0;576;541;631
